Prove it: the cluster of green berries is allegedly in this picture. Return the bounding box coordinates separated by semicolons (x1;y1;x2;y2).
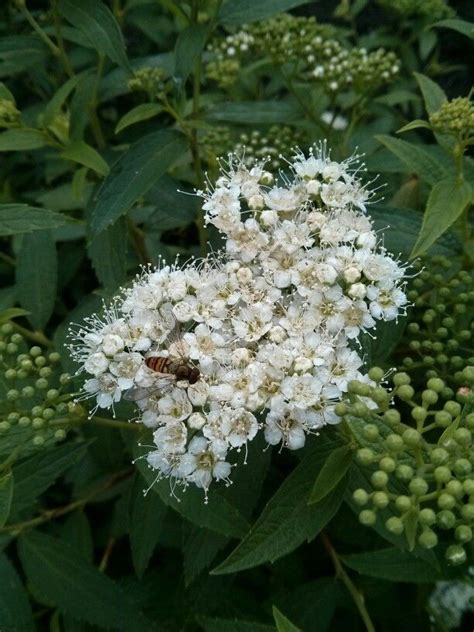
206;14;399;96
128;67;168;101
377;0;454;21
343;369;474;565
403;256;474;388
233;126;306;170
429;97;474;141
0;98;21;128
0;323;75;449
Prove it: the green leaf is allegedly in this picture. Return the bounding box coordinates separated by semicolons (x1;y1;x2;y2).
397;119;432;134
174;24;209;81
342;547;442;582
143;175;198;230
129;475;167;577
0;205;74;236
88;216;127;290
133;440;249;539
0;308;30;325
413;72;446;115
219;0;311;24
212;437;346;575
273;606;301;632
410;176;473;258
18;530;155;630
273;578;338;632
183;526;228;586
61;141;110;176
205;101;302;124
0;553;35;632
90;129;186;235
9;442;88;515
308;445;353;505
375;135;447;185
15;230;58;330
42;73;85;128
0;35;47;78
114;103;163;134
433;18;474;39
58;0;131;71
0;129;48;151
0;472;13;528
199;618;275;632
403;508;418;552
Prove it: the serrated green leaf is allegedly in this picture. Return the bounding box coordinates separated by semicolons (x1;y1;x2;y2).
58;0;131;71
0;472;13;528
61;141;109;176
18;530;155;630
9;442;89;516
129;475;167;577
15;230;57;330
0;308;30;325
90;129;186;235
205;101;302;124
219;0;311;24
0;553;35;632
273;606;301;632
133;439;249;539
0;205;74;236
0;129;48;151
308;445;352;505
433;18;474;39
88;216;127;290
342;547;442;582
375;135;447;185
114;103;163;134
174;24;209;81
410;176;472;258
397;119;432;134
212;437;346;575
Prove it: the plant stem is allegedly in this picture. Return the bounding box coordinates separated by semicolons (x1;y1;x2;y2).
51;0;74;77
89;55;106;150
321;532;376;632
11;323;53;347
0;468;133;536
54;415;142;432
17;1;60;57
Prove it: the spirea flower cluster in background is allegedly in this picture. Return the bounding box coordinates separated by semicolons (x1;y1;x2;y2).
206;14;400;95
70;145;409;494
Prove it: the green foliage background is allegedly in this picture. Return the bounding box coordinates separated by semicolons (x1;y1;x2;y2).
0;0;473;630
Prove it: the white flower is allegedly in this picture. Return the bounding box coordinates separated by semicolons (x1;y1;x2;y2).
153;421;188;454
84;352;109;376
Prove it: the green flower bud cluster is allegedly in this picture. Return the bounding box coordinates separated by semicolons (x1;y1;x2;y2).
40;110;70;145
377;0;454;21
206;14;399;96
0;323;75;450
429;97;474;141
128;67;168;100
403;256;474;388
200;125;306;171
342;371;474;565
0;98;21;128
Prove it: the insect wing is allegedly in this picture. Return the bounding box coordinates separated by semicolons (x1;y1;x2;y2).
123;376;175;402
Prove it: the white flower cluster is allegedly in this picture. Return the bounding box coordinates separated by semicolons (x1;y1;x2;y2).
71;145;408;496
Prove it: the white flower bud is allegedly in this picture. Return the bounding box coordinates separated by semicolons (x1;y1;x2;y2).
237;267;253;283
187;412;206;430
231;348;252;366
172;301;195;323
259;171;273;185
344;266;361;283
306;180;321;196
294;356;313;372
268;326;286;343
348;283;367;299
84;352;109;376
260;210;278;226
248;194;264;210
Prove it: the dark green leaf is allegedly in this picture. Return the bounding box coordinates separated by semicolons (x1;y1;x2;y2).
88;216;127;290
413;72;446;115
42;73;86;128
174;24;209;81
60;512;94;563
219;0;311;24
0;35;47;78
143;175;197;230
61;141;110;176
15;230;58;330
205;101;303;124
433;18;474;39
342;547;442;582
0;553;35;632
18;530;155;630
212;437;346;574
410;176;472;258
308;445;352;505
375;135;447;185
273;606;301;632
183;526;228;586
58;0;131;71
133;440;249;539
273;579;338;632
397;119;432;134
114;103;163;134
0;129;48;151
90;129;186;235
0;472;13;528
10;442;89;515
129;475;167;577
0;205;74;236
200;619;275;632
0;308;30;325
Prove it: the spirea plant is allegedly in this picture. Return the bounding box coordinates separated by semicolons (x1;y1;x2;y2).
0;1;473;630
